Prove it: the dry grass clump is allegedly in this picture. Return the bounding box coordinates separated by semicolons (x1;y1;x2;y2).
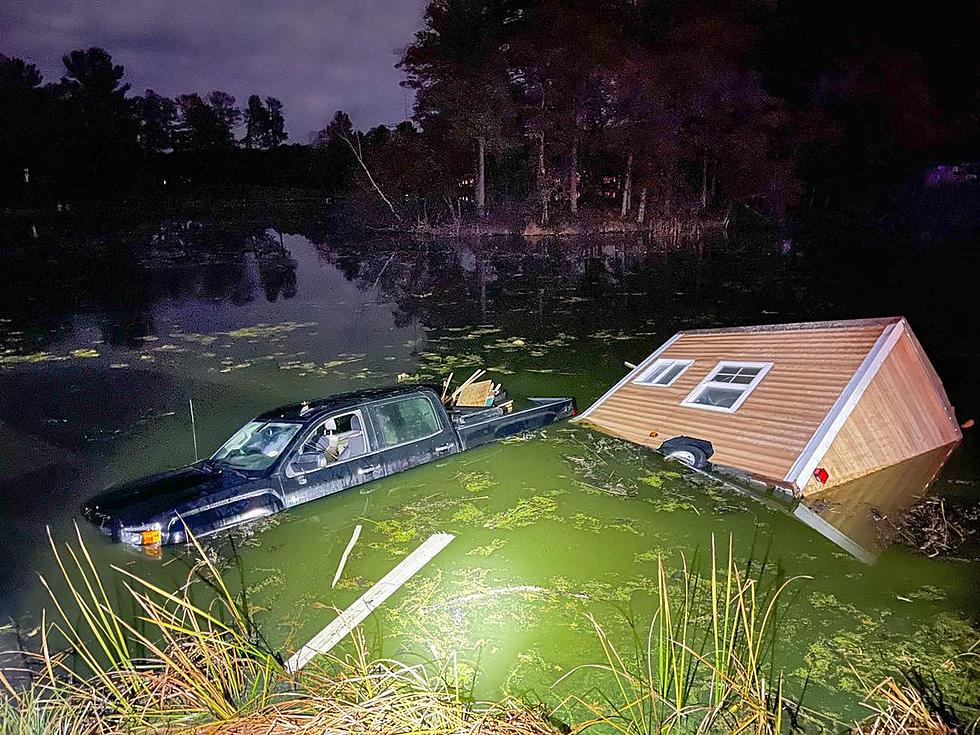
194;632;559;735
894;496;980;558
854;677;958;735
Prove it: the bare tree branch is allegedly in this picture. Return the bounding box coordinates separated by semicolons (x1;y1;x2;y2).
340;133;402;221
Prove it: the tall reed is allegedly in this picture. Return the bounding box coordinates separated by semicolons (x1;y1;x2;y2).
25;524;280;731
555;534;808;735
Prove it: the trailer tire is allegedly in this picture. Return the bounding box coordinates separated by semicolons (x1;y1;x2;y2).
664;445;708;469
659;436;713;470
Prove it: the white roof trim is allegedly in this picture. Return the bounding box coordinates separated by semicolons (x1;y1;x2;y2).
791;504;877;564
575;333;681;420
783;319;906;491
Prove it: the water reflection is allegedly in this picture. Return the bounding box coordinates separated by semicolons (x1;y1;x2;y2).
309;234;745;340
0;219;299;350
793;443;958;563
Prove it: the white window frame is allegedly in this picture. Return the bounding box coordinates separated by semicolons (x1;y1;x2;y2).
285;409;370;477
680;361;773;413
633;358;694;387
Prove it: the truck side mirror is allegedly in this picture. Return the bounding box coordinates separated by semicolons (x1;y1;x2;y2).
287;452;327;476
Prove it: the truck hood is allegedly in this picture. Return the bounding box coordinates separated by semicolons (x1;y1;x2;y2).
83;463;253;530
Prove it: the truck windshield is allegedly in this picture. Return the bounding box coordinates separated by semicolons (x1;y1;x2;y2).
212;421;301;471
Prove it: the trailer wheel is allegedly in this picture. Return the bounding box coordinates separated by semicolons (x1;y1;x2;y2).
664;445;708;469
659;436;713;470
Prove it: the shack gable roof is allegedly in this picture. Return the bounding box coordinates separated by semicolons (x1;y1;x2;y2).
580;317;908;490
677;316;902;337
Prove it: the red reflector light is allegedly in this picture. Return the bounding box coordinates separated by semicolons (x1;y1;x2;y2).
813;467;829;484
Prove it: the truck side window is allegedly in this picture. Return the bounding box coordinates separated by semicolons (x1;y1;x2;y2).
300;412;368;464
374;395;440;447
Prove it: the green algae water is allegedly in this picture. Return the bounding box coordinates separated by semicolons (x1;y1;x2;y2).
1;218;978;723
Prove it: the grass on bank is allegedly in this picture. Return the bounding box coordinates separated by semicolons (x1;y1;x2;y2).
0;528;974;734
0;525;559;734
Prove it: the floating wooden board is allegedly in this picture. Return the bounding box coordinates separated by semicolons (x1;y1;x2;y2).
456;380;493;407
286;532;455;673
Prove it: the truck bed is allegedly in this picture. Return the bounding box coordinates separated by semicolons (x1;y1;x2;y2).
451;397;576;450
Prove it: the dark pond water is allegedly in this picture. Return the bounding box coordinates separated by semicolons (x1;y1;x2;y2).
0;215;977;721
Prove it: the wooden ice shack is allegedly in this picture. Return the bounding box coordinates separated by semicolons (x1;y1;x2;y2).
577;317;961;496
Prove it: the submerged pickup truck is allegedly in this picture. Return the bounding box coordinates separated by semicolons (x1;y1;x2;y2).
83;384;575;547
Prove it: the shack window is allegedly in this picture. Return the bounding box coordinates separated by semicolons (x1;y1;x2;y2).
680;361;773;413
373;395;441;447
634;358;693;387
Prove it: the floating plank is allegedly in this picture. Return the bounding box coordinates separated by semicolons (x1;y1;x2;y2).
332;524;362;588
286;532;454;673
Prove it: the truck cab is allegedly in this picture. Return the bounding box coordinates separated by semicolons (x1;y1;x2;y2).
83;384;574;547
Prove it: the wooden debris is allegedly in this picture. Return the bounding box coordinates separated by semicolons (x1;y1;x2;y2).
449;369;486;404
456;380;494;407
440;371;454;403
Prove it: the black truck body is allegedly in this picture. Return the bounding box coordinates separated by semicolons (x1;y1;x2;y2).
83;385;575;546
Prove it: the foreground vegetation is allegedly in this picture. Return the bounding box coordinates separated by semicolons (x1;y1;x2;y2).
0;528;975;733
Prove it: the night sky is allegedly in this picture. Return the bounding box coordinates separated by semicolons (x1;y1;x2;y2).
0;0;427;140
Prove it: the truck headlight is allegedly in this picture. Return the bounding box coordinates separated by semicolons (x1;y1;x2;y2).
119;522;163;546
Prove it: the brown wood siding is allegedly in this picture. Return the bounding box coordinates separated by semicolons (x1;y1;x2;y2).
801;443;956;556
586;324;887;486
801;330;962;494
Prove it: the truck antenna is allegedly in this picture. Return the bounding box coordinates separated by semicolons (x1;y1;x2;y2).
189;398;199;461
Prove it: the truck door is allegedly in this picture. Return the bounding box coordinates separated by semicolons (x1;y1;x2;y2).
368;392;459;474
278;408;386;507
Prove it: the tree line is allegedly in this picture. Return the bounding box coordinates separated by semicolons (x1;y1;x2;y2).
2;0;976;231
317;0;977;230
0;47;303;201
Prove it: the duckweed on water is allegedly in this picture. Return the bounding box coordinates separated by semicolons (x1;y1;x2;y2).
484;496;558;530
571;513;604;533
452;503;486;524
633;548;669;563
644;496;698;513
570;512;644;536
244;568;285;598
223;321;317;339
467;538;508;557
364;493;489;554
333;575;370;591
796;600;980;711
170;331;219;345
69;348;99;358
457;470;498;493
638;470;682;488
0;351;67;365
372;518;418;546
